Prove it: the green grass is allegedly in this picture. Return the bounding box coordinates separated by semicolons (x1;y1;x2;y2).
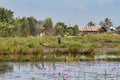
0;33;119;61
38;33;120;48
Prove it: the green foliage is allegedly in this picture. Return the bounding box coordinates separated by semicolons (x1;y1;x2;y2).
32;47;43;56
20;17;30;37
13;17;39;37
73;25;79;35
0;33;119;61
106;51;119;55
68;47;81;56
0;7;14;23
0;22;15;37
54;25;64;36
82;47;95;57
43;18;53;29
66;25;79;36
67;27;74;36
87;21;95;26
43;18;53;35
27;16;37;36
54;22;67;36
0;8;42;37
12;18;21;36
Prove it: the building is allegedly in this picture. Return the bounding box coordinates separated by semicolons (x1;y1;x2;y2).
116;26;120;32
79;26;100;35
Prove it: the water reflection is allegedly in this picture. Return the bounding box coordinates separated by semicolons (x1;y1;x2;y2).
0;63;13;75
31;62;56;70
0;62;120;80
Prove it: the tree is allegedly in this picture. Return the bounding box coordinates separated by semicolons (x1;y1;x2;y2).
43;18;53;35
19;17;30;37
54;22;67;36
54;25;64;36
43;18;53;29
37;20;44;26
27;16;37;36
99;18;113;31
67;27;74;36
12;18;21;36
0;7;15;37
87;21;95;26
0;7;14;23
73;25;79;35
0;22;15;37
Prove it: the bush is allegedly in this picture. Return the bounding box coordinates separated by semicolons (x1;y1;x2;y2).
82;47;95;57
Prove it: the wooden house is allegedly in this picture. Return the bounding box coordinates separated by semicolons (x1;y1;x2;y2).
79;26;100;35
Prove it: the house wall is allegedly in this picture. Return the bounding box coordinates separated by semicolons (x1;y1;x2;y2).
79;31;98;35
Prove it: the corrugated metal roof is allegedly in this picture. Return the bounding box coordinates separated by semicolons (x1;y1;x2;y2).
79;26;100;31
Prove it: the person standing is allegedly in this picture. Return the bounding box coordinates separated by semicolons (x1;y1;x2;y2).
58;36;61;44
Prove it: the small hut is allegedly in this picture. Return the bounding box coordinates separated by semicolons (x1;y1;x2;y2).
79;26;100;35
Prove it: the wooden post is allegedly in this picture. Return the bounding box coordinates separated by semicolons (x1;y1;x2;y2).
105;70;107;80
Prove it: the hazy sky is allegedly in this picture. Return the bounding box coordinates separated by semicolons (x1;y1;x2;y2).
0;0;120;26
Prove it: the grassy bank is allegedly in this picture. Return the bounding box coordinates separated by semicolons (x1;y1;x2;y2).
0;33;120;62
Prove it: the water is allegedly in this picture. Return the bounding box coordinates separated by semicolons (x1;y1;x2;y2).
0;61;120;80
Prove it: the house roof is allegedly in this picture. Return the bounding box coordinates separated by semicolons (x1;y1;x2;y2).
79;26;100;31
116;26;120;31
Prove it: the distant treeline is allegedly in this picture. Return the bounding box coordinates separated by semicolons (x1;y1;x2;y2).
0;7;54;37
0;7;114;37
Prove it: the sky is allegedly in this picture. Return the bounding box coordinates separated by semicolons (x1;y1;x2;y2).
0;0;120;26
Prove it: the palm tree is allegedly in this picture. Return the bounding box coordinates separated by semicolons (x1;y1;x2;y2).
99;18;113;31
87;21;95;26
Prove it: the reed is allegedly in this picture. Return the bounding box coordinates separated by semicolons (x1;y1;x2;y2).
0;33;119;61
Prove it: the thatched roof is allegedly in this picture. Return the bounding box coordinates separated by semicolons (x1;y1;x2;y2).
79;26;100;31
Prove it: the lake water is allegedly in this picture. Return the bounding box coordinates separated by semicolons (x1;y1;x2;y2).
0;61;120;80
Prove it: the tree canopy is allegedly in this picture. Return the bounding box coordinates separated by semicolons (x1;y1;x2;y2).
54;22;67;36
87;21;95;26
73;25;79;35
0;7;14;23
0;7;117;37
43;18;53;35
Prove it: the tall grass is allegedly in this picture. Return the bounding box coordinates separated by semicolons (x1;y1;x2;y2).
0;33;119;61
